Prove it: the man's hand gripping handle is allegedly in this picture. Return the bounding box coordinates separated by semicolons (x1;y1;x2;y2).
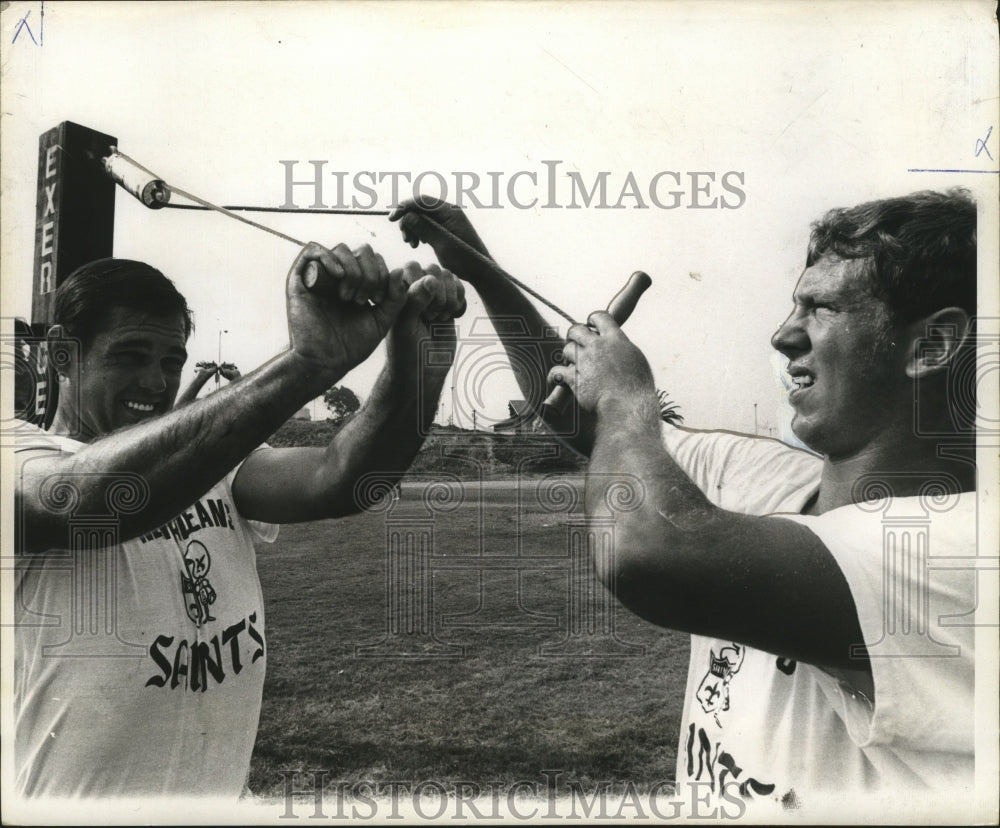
544;270;652;414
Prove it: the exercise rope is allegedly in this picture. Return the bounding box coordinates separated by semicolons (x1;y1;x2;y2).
104;149;578;325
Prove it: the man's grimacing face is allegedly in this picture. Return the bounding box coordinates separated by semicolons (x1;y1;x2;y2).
63;305;189;442
770;256;911;459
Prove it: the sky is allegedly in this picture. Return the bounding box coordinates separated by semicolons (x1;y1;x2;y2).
2;1;998;437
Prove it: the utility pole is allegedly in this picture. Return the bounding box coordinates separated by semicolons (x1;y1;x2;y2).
753;402;758;436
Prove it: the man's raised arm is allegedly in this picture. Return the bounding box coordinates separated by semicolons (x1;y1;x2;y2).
389;200;596;453
16;243;405;555
174;361;218;405
231;262;466;523
553;311;871;683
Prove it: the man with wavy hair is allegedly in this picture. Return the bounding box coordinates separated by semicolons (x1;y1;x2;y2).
395;189;979;815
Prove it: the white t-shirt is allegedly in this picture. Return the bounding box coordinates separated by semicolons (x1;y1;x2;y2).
14;426;278;799
660;425;976;816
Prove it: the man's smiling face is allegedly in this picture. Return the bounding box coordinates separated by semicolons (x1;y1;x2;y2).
64;305;189;441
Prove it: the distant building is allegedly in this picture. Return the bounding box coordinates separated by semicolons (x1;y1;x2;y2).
492;400;541;435
291;407;311;421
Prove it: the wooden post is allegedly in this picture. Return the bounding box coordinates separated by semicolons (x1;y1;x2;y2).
24;121;117;426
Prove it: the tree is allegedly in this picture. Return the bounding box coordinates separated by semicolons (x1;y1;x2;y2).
323;385;361;422
657;390;684;426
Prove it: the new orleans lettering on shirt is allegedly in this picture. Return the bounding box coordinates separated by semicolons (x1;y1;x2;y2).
138;494;237;543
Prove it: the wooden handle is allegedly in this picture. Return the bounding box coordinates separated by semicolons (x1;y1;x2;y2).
302;260;333;294
303;262;417;296
606;270;653;322
543;270;652;412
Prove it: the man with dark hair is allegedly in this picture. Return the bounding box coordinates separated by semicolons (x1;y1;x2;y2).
14;244;465;800
393;189;980;814
42;259;196;440
51;257;195;341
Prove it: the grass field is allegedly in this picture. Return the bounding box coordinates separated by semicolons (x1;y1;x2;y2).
247;477;690;802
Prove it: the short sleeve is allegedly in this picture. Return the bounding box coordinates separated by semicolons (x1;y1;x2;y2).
783;493;977;755
246;519;279;544
227;443;280;544
15;424;279;543
13;421;79;455
660;424;822;513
